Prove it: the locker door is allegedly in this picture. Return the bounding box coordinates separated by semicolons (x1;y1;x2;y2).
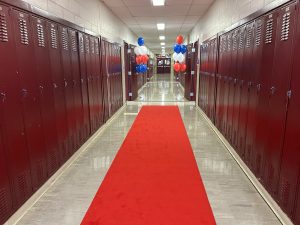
59;25;75;154
232;25;246;150
0;128;13;224
69;29;83;146
262;2;297;197
226;29;238;142
209;38;218;122
237;22;254;158
12;9;47;191
253;12;279;177
46;21;68;165
77;32;90;140
184;44;193;100
245;17;265;167
277;2;300;217
101;40;109;122
0;4;32;208
31;16;59;176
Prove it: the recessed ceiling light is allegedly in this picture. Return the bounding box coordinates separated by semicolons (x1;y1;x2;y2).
161;42;165;46
157;23;165;30
152;0;165;6
159;35;165;40
161;46;165;49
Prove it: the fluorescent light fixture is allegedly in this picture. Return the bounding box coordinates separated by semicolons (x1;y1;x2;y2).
152;0;165;6
161;46;165;49
157;23;165;30
161;42;165;46
159;35;165;40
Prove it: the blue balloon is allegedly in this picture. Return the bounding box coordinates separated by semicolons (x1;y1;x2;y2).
138;37;144;46
174;44;181;53
180;45;187;54
136;65;141;73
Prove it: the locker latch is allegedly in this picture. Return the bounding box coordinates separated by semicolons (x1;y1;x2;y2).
257;84;261;91
287;90;292;99
39;85;44;94
64;80;68;87
53;83;58;89
270;86;276;95
191;71;195;75
81;79;84;83
21;89;28;98
190;92;194;96
129;92;132;97
234;78;237;84
0;92;6;102
128;71;132;76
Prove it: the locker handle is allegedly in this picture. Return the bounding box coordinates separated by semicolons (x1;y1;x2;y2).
270;86;276;95
53;83;58;89
81;78;84;83
39;85;44;91
21;89;28;97
257;84;261;92
0;92;6;102
64;80;68;87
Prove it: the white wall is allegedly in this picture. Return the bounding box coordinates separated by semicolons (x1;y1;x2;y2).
189;0;279;43
22;0;138;45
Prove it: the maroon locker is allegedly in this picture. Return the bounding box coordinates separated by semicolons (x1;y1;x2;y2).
252;11;279;177
46;21;69;165
12;9;48;191
31;16;60;176
184;44;193;100
0;4;33;208
59;25;76;154
277;2;300;217
69;28;83;146
244;17;265;166
226;29;239;142
0;127;13;223
232;26;246;149
77;32;91;140
237;22;254;158
295;184;300;224
262;2;297;198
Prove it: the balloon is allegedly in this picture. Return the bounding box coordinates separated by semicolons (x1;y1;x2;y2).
136;56;142;64
173;44;181;53
142;64;148;73
141;55;148;64
176;35;184;44
136;65;141;73
177;53;185;63
180;63;187;72
140;46;147;55
138;37;144;46
180;45;187;54
173;63;181;72
173;52;179;62
134;46;141;55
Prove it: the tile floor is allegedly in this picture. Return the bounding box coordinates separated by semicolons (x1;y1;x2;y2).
10;74;281;225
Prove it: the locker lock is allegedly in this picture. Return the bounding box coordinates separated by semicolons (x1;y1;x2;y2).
287;90;292;99
234;79;237;84
270;86;276;95
257;84;261;91
53;83;58;89
64;80;68;87
21;89;28;97
0;92;6;102
81;78;84;83
39;85;44;93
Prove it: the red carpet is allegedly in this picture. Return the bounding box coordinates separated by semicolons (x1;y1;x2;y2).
81;106;216;225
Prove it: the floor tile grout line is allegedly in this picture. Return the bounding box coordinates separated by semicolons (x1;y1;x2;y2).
195;106;293;225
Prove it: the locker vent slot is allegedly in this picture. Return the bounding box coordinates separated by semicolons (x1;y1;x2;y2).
280;179;290;206
0;187;9;221
239;33;244;49
61;29;68;51
71;35;77;52
265;19;273;44
95;39;99;55
90;39;95;54
246;28;252;48
85;38;90;54
232;34;237;51
19;19;29;45
50;27;58;49
79;36;84;53
223;39;226;52
37;24;45;47
0;13;8;42
281;12;290;41
255;23;262;46
227;36;231;51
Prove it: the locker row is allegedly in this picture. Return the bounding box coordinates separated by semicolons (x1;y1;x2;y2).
198;1;300;224
0;3;123;224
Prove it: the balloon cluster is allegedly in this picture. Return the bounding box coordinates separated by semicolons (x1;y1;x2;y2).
173;35;187;72
134;37;149;73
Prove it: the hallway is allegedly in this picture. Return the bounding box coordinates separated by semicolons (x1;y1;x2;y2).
8;74;280;225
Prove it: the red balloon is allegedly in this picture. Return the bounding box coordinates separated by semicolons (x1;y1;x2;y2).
136;56;142;64
173;63;181;72
180;63;187;72
141;55;148;64
176;35;184;44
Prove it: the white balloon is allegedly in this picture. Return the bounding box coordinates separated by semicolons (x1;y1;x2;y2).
177;53;185;63
173;52;179;62
134;46;141;55
140;46;147;55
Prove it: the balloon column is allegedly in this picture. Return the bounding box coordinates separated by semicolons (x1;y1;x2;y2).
172;35;187;72
134;37;149;74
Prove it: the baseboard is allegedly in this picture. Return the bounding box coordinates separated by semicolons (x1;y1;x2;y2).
5;104;126;225
195;106;293;225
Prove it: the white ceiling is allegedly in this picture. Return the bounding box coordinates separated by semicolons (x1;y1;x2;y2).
102;0;214;54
